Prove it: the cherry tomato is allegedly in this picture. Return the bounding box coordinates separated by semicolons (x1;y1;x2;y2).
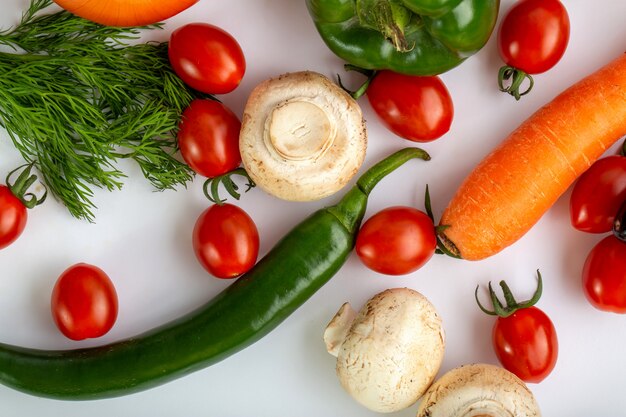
168;23;245;94
355;206;436;275
51;263;118;341
582;235;626;313
193;203;259;279
492;306;558;383
498;0;570;75
366;71;453;143
177;99;242;178
570;155;626;233
0;185;27;249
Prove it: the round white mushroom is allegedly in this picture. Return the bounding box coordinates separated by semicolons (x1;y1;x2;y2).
239;71;367;201
324;288;445;413
416;363;542;417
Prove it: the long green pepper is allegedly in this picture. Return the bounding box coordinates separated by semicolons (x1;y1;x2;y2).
0;148;430;400
306;0;500;75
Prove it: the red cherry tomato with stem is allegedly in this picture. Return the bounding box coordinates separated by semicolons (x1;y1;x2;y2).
51;263;119;341
355;206;436;275
497;0;570;99
177;99;242;178
570;154;626;233
193;203;259;279
476;271;558;383
365;71;453;142
169;23;245;94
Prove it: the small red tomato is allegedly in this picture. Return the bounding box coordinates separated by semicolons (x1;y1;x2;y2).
493;306;558;383
582;235;626;313
570;155;626;233
0;185;27;249
177;99;242;178
366;71;453;142
498;0;570;75
168;23;245;94
355;206;436;275
51;263;118;341
193;203;259;279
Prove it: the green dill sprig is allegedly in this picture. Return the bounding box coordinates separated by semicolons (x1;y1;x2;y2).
0;0;210;221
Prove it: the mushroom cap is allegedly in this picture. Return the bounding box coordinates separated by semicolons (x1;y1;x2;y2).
333;288;445;413
416;363;542;417
239;71;367;201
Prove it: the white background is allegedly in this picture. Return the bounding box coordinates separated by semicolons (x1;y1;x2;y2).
0;0;625;415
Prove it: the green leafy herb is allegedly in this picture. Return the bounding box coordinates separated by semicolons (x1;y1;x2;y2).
0;0;209;221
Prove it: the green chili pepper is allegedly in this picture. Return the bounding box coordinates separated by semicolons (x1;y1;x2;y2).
306;0;500;75
0;147;430;400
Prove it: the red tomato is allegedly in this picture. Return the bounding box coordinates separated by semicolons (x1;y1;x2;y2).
193;203;259;279
498;0;570;74
0;185;27;249
582;235;626;313
366;71;453;143
168;23;245;94
177;99;242;178
51;263;118;341
493;306;558;383
355;206;436;275
570;155;626;233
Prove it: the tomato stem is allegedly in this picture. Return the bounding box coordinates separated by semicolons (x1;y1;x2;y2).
613;200;626;242
424;185;461;259
498;65;534;100
5;163;47;209
475;270;543;317
202;168;255;205
337;64;377;100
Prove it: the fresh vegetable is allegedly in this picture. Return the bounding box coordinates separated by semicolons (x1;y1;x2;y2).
476;272;558;383
240;71;367;201
570;152;626;233
439;53;626;260
192;203;259;279
0;147;429;400
416;363;541;417
305;0;500;76
361;70;453;142
615;199;626;241
177;99;242;178
51;263;118;341
168;23;246;95
355;206;436;275
324;288;444;412
497;0;570;100
0;165;46;249
582;233;626;314
0;0;208;221
54;0;197;26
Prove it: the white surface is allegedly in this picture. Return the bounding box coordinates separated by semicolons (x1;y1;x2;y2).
0;0;625;415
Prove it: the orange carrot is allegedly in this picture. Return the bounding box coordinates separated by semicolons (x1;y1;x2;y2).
54;0;198;27
439;53;626;261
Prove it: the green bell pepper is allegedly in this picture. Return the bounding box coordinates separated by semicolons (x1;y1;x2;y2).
306;0;500;75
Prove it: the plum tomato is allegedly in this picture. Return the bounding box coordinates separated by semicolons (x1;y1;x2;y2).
582;235;626;313
193;203;259;279
0;185;27;249
51;263;118;341
498;0;570;75
366;71;453;143
177;99;242;178
355;206;436;275
168;23;245;94
570;155;626;233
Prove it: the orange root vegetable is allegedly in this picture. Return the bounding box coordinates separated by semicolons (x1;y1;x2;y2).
54;0;198;26
440;53;626;261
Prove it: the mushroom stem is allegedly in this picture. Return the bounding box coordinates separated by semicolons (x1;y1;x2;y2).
323;302;357;357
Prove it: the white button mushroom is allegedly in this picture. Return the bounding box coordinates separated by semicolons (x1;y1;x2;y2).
416;363;542;417
239;71;367;201
324;288;445;413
